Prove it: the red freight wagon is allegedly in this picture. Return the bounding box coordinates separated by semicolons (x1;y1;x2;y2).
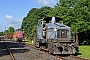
13;30;24;42
7;33;13;39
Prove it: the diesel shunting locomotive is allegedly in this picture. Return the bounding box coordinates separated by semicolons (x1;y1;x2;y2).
35;16;78;54
13;30;24;42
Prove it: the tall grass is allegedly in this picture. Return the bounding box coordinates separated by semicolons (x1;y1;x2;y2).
22;38;35;45
78;46;90;59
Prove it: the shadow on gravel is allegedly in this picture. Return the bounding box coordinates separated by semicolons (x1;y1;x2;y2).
0;41;30;57
76;52;82;56
51;52;82;57
0;42;10;57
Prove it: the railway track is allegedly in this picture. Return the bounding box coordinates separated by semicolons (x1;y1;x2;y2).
18;42;58;60
1;39;58;60
0;39;89;60
53;54;89;60
4;41;16;60
23;42;89;60
0;41;15;60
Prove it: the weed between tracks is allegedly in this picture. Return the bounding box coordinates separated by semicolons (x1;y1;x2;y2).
22;39;35;45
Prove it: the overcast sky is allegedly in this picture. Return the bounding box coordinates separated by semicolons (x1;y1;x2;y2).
0;0;58;32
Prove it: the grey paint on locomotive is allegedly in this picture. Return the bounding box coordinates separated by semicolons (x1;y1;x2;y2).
37;16;71;40
45;23;71;40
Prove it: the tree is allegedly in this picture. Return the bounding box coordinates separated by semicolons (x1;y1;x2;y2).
0;32;4;36
4;30;9;37
8;26;15;34
21;6;53;37
54;0;90;44
21;0;90;44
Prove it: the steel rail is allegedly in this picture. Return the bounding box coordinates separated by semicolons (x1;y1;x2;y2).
4;41;16;60
70;55;89;60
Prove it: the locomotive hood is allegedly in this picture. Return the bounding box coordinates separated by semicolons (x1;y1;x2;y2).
45;23;70;29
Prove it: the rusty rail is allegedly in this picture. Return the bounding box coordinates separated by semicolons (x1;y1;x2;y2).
70;55;89;60
4;42;16;60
